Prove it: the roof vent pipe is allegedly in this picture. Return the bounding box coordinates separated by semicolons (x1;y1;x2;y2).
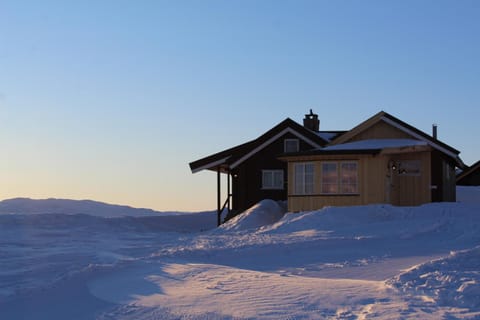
432;124;438;139
303;109;320;132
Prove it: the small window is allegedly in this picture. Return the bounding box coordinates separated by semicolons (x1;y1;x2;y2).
294;163;314;194
284;139;299;153
262;170;284;189
397;160;421;176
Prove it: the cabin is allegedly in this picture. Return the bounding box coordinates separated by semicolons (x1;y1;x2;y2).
281;111;465;212
457;160;480;186
190;110;465;224
189;110;342;225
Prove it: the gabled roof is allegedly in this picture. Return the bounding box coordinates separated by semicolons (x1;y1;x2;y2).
189;118;329;173
456;160;480;183
279;139;431;158
330;111;465;167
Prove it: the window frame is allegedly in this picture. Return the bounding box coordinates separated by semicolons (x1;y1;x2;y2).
339;161;359;194
262;169;284;190
320;161;339;194
284;139;300;153
397;160;421;177
320;160;359;195
294;162;315;195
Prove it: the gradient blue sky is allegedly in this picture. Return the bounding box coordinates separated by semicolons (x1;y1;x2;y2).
1;1;479;211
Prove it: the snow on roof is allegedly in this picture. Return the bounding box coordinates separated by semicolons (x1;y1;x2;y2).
317;132;339;142
323;139;428;151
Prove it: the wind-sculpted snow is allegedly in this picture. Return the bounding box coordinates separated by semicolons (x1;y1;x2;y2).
265;202;480;243
2;187;480;319
388;246;480;311
0;212;215;301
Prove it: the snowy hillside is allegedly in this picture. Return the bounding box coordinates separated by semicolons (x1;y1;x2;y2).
0;197;196;217
1;187;480;319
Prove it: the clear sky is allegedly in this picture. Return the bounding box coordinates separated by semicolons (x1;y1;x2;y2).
1;0;479;211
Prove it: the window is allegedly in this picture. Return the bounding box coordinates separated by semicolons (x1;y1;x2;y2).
340;162;358;193
294;163;314;194
321;161;358;194
262;170;284;189
321;162;338;194
284;139;299;153
397;160;421;176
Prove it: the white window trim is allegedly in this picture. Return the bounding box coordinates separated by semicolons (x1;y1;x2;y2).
262;170;284;190
284;139;299;153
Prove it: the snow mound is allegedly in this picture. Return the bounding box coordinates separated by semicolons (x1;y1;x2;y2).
457;186;480;205
388;246;480;310
264;202;480;242
0;198;187;217
219;200;287;231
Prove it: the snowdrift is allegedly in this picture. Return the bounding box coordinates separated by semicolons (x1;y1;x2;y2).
264;202;480;242
2;186;480;319
219;199;287;231
389;246;480;310
457;186;480;204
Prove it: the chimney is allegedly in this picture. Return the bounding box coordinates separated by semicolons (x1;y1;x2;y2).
303;109;320;132
432;124;438;139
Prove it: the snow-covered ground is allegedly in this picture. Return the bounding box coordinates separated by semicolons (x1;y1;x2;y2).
1;189;480;319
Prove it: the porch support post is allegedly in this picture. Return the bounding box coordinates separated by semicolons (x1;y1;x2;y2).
217;167;221;226
227;170;231;214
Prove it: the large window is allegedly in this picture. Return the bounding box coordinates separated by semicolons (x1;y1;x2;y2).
321;161;358;194
321;162;338;194
294;163;314;194
262;170;284;189
284;139;299;153
340;162;358;193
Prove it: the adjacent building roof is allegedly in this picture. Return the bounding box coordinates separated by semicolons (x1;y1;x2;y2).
189;118;329;173
457;160;480;185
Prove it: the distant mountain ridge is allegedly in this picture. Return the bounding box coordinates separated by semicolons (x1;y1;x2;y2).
0;198;180;217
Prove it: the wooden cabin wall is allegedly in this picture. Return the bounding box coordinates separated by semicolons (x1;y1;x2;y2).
231;132;315;213
287;154;387;212
443;159;456;202
430;150;456;202
388;151;431;206
287;151;432;212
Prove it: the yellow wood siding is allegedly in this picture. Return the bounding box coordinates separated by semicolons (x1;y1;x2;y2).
287;151;431;212
388;151;431;206
348;121;412;142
